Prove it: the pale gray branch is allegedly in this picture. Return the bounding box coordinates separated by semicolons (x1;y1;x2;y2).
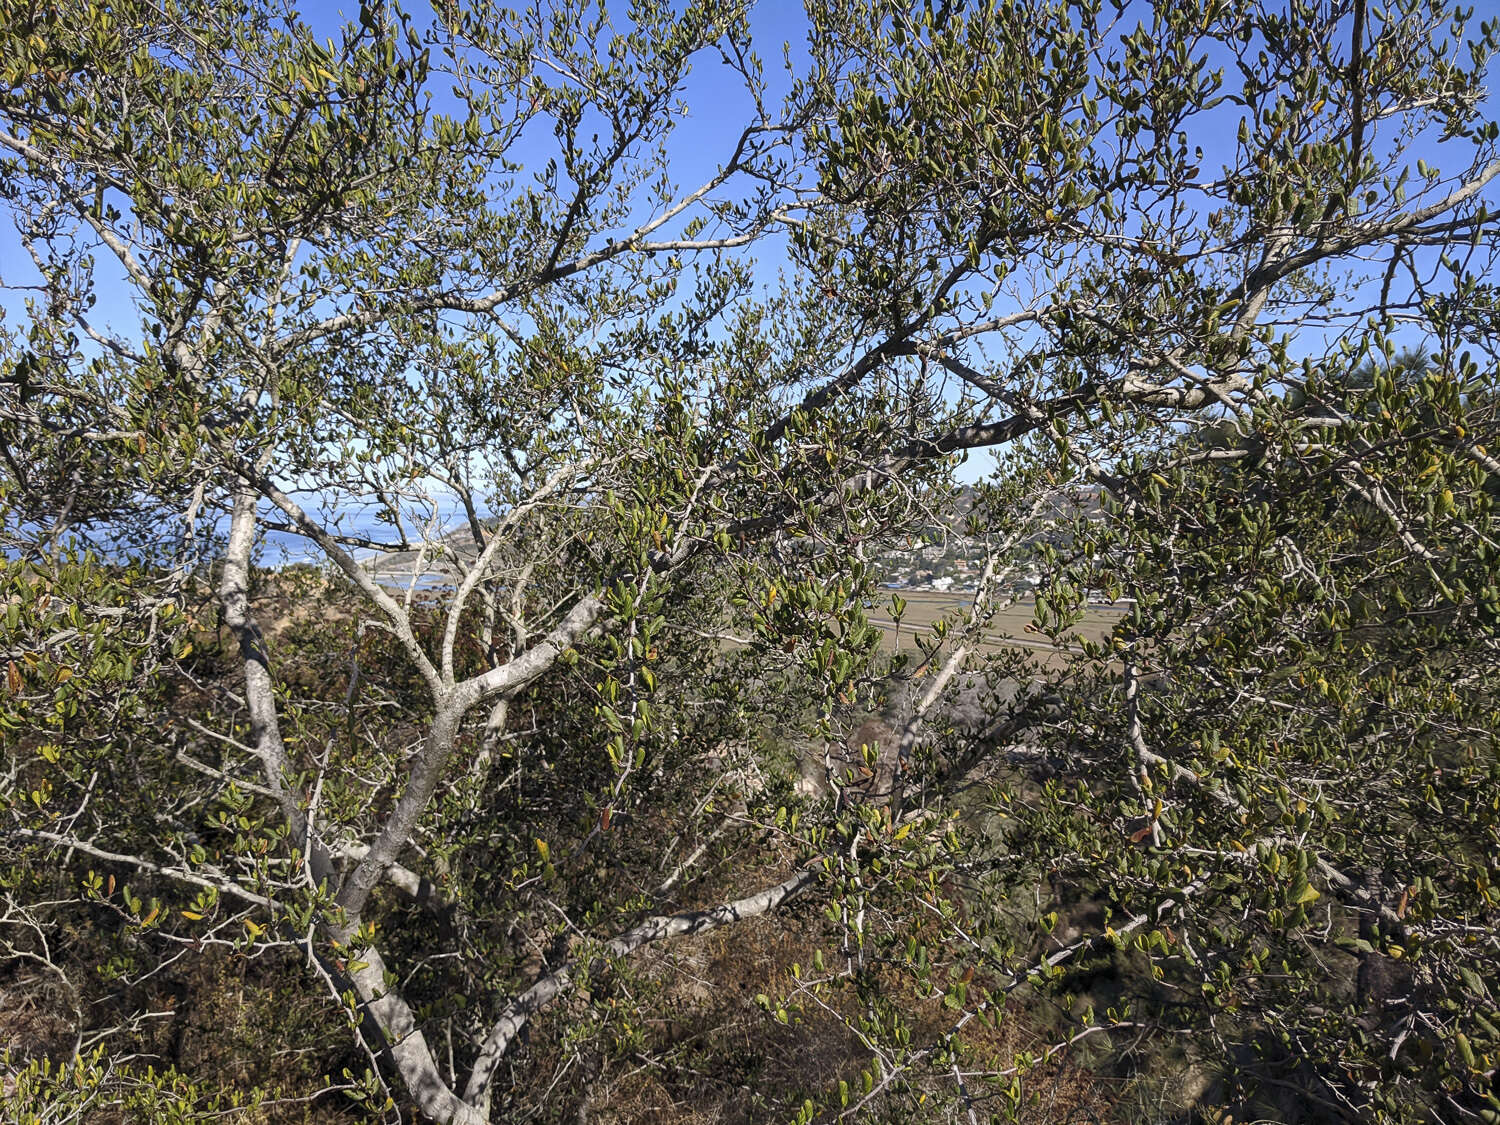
462;866;817;1106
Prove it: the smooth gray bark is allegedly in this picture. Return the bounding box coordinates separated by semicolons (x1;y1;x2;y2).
462;866;818;1108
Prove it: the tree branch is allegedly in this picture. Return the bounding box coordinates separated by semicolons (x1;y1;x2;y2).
462;866;817;1107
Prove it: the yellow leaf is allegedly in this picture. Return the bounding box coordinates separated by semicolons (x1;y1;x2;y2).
892;821;914;841
181;910;203;920
1297;883;1320;905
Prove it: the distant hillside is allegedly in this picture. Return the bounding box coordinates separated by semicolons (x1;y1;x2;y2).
873;484;1102;591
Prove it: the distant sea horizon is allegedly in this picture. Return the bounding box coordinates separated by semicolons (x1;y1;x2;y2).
259;501;474;568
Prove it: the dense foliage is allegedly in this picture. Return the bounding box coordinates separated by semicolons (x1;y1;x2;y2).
2;0;1498;1121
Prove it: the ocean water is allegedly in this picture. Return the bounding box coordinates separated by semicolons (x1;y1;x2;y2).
257;501;472;570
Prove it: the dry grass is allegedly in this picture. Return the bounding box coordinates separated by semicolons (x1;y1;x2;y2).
515;878;1127;1125
866;592;1123;665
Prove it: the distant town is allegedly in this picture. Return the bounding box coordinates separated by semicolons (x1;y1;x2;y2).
874;485;1104;597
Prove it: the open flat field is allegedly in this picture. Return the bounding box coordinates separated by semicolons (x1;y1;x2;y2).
865;589;1125;662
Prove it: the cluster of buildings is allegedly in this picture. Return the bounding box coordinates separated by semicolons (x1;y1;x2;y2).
871;485;1104;595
